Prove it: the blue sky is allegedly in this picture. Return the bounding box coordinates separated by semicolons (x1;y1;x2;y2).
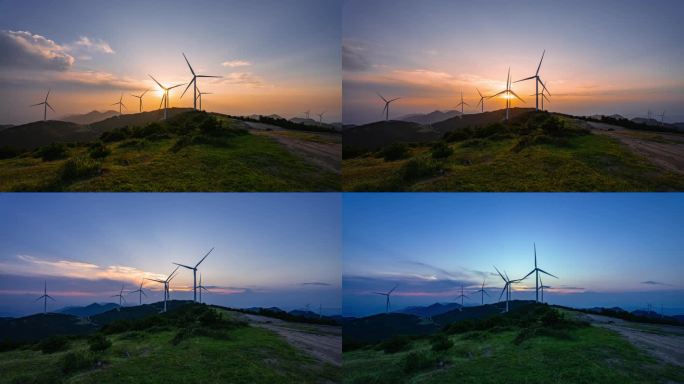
0;0;341;124
343;193;684;317
0;193;341;317
343;0;684;124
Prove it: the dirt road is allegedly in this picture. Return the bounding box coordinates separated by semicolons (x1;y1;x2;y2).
584;121;684;174
233;311;342;367
579;312;684;366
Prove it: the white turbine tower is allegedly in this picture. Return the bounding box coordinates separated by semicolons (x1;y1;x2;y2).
455;284;469;310
148;74;184;120
539;276;551;303
111;284;127;308
514;50;549;112
489;68;524;121
30;90;55;121
474;279;490;305
521;243;558;302
494;266;521;313
195;87;212;111
111;93;127;117
377;93;400;121
197;274;210;304
374;285;397;313
146;266;179;313
317;111;325;123
127;280;147;306
658;110;666;126
475;88;489;113
173;247;214;302
34;281;55;314
180;53;221;111
455;90;469;118
131;90;150;113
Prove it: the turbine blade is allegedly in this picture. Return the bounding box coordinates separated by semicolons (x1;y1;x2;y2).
182;53;195;76
168;83;185;90
148;74;164;89
30;102;44;107
173;262;193;270
388;98;401;103
376;92;387;103
180;79;195;99
521;270;535;280
536;49;546;75
493;265;506;281
195;247;214;268
498;284;507;301
196;75;221;78
488;90;507;98
513;76;536;83
388;284;398;294
538;269;558;278
45;89;50;101
476;88;482;98
509;91;525;103
159;94;165;110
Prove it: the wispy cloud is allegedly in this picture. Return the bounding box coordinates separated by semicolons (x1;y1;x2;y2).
641;280;670;286
70;36;115;54
221;60;251;68
214;72;264;87
301;282;331;286
342;40;371;72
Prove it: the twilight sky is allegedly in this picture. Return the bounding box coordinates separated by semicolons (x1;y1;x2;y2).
343;193;684;317
0;193;341;317
343;0;684;125
0;0;341;124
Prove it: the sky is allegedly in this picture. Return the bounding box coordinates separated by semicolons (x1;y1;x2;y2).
343;193;684;317
0;0;341;124
342;0;684;125
0;193;341;317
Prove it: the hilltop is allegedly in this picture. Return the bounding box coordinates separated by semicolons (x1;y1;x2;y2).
61;110;119;125
398;110;461;125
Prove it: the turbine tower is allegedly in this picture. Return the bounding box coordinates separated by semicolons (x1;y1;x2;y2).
494;266;521;313
521;243;558;302
455;90;469;118
475;88;489;113
30;90;55;121
146;266;179;313
195;87;212;111
374;285;397;313
474;279;490;305
180;53;221;111
489;68;524;121
34;281;55;314
111;93;127;117
658;110;666;126
455;284;469;309
131;90;150;113
377;93;400;121
173;247;214;302
317;112;325;123
127;280;147;306
111;284;127;308
539;276;551;303
197;274;210;304
148;74;184;120
514;50;549;111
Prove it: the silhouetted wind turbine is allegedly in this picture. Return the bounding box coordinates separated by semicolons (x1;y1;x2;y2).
128;280;147;305
146;266;179;313
539;276;551;303
475;88;489;113
197;274;210;304
494;266;521;313
195;87;212;111
111;284;127;308
374;285;397;313
521;243;558;302
131;90;150;113
110;93;126;117
455;90;469;118
658;110;666;126
34;280;55;314
148;74;184;120
173;248;214;302
489;68;524;121
377;93;400;121
514;50;549;112
456;284;469;309
180;53;221;110
31;90;55;121
317;112;325;123
474;279;490;305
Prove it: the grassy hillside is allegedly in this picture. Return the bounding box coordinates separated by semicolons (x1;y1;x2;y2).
0;111;338;191
343;305;684;384
0;304;339;384
343;111;684;191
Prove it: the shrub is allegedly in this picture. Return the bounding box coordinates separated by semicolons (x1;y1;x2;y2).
401;351;437;373
60;351;96;374
88;334;111;352
431;142;453;159
38;336;69;354
444;127;473;142
380;143;410;161
430;334;453;351
89;142;110;159
100;127;131;142
0;145;24;159
119;138;146;148
379;335;411;354
61;156;101;181
401;158;438;182
36;143;69;161
170;135;193;152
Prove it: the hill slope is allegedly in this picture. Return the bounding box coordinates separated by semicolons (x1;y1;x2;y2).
61;110;119;125
0;121;95;149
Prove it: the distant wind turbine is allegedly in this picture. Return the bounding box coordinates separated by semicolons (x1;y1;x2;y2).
494;266;521;313
539;276;551;303
148;74;184;120
34;281;55;314
195;87;212;111
317;111;325;123
180;53;221;111
197;274;210;304
475;88;489;113
131;90;150;113
304;110;311;119
658;110;666;126
514;50;549;112
127;280;147;306
146;266;179;313
489;67;524;121
173;247;214;302
455;284;469;309
455;90;469;118
521;243;558;302
374;285;397;313
474;279;490;305
110;93;127;117
30;90;55;121
377;93;400;121
111;284;127;308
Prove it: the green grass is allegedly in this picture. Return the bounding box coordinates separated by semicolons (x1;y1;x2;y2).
343;324;684;384
343;120;684;192
0;309;339;384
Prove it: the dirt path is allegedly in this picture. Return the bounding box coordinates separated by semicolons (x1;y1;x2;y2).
579;312;684;366
233;311;342;367
585;121;684;174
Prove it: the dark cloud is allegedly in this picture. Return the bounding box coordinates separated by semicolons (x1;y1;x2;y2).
0;30;74;71
301;282;331;286
641;280;669;286
342;41;371;71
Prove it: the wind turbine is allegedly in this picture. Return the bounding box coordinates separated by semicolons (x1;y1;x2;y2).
455;90;469;118
521;243;558;302
31;90;55;121
374;285;397;313
489;68;524;121
34;281;55;314
539;276;551;303
195;87;212;111
474;279;490;305
127;280;147;306
131;90;150;113
494;266;521;313
180;53;221;111
514;50;549;112
173;247;214;302
304;110;311;119
111;284;127;308
658;110;666;126
148;74;184;120
377;93;400;121
110;93;126;117
146;266;179;313
197;274;210;304
316;112;325;123
455;284;469;309
475;88;489;113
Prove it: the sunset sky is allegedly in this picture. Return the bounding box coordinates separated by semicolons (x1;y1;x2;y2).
0;0;341;125
343;0;684;125
0;193;341;317
343;193;684;317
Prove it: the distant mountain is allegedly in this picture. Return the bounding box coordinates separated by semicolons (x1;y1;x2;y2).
397;302;462;317
398;110;461;124
57;303;119;317
245;306;286;313
288;309;321;318
590;114;626;120
631;117;661;126
61;110;119;125
433;301;533;325
0;313;98;342
290;117;319;125
343;313;440;345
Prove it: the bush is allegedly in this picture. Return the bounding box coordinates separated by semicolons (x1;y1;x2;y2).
89;142;110;159
431;142;453;159
380;143;410;161
119;138;146;148
61;156;101;181
38;336;69;354
444;126;473;142
0;145;24;159
401;158;438;182
36;143;69;161
430;333;453;351
378;335;411;354
170;135;193;152
88;334;111;352
401;351;437;373
60;351;96;374
100;127;131;142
